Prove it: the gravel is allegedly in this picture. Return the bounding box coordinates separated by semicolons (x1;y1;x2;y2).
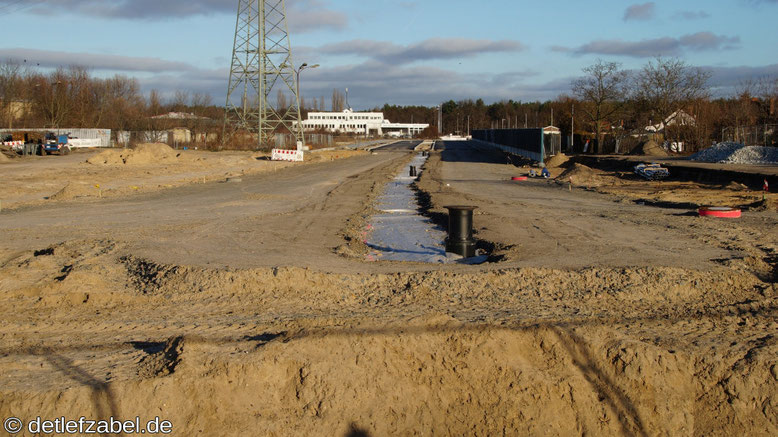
690;142;778;164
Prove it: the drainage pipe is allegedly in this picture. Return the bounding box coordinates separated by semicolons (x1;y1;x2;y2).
445;205;477;257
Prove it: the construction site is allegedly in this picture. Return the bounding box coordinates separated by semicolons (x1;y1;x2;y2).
1;1;777;437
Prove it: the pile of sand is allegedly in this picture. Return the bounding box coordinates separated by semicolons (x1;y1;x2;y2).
557;163;606;187
724;181;749;191
87;149;125;165
87;143;180;166
545;153;570;168
49;183;96;200
0;146;13;162
631;140;669;157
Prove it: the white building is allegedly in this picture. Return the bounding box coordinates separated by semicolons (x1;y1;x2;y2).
302;109;429;137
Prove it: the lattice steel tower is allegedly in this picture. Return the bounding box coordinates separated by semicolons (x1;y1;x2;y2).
224;0;304;149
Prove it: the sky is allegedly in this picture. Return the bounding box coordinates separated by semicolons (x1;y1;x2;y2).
0;0;776;110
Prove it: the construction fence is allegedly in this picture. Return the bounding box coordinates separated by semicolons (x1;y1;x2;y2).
0;128;111;148
275;133;334;149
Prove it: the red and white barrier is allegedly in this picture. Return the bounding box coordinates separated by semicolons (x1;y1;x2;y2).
3;141;24;151
271;149;304;162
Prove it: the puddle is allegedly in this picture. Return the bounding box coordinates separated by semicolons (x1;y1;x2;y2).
366;153;487;264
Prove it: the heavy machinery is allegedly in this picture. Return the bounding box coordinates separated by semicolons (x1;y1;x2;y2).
40;132;71;155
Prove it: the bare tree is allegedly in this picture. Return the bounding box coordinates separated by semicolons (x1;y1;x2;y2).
148;89;162;116
635;57;710;129
276;89;287;111
33;68;73;128
103;75;144;133
68;65;96;127
737;76;778;124
191;92;212;109
331;89;345;112
0;60;24;128
572;60;630;154
172;90;190;111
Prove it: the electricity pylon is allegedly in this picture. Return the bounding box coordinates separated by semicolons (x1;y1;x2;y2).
223;0;304;149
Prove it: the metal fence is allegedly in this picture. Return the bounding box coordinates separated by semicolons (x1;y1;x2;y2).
721;124;777;146
274;133;334;148
472;128;561;161
0;128;111;148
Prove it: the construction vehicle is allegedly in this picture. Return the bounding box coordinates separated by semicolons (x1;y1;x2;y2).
40;132;71;155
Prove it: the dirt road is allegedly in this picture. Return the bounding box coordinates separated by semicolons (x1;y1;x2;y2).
0;142;775;436
0;150;409;271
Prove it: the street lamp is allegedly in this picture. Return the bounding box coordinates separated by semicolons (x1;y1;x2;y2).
296;63;319;108
295;63;319;148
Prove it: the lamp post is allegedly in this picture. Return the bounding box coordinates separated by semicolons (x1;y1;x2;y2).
295;63;319;110
295;62;319;149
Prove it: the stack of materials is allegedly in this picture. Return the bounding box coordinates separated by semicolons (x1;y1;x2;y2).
634;163;670;181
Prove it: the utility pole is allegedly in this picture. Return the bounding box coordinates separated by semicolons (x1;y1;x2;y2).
223;0;304;149
437;105;442;135
571;104;575;151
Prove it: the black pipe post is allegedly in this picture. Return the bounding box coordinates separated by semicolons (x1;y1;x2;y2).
445;205;477;257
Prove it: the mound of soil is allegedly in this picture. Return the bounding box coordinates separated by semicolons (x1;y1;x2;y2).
746;197;778;212
725;181;749;191
87;150;125;165
87;143;180;166
545;153;570;168
631;140;669;157
49;183;96;200
0;146;14;162
557;163;606;187
124;143;179;165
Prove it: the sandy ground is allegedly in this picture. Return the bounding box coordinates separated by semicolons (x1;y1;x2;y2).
0;145;367;210
0;141;776;436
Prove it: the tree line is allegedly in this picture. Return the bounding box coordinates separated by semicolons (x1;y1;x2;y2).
2;58;776;152
384;57;777;153
0;62;223;137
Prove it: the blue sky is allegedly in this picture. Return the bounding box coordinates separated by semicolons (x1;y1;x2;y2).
0;0;776;109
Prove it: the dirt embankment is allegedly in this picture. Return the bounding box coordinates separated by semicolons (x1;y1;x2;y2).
544;158;776;211
1;143;776;435
0;238;775;435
